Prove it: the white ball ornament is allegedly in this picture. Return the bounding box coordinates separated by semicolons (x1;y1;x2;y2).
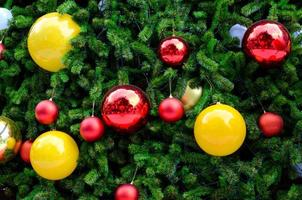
98;0;106;12
0;8;13;31
229;24;247;47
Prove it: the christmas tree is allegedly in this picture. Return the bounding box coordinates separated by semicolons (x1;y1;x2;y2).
1;0;302;199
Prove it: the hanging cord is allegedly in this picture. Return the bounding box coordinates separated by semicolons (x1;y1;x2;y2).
49;87;56;101
169;77;173;98
202;72;214;99
172;20;176;36
91;100;96;117
172;0;177;36
0;29;9;44
130;165;139;185
4;0;13;9
253;96;266;113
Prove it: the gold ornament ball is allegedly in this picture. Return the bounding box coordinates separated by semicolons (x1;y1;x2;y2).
28;12;80;72
181;81;202;110
0;116;22;164
30;130;79;180
194;103;246;156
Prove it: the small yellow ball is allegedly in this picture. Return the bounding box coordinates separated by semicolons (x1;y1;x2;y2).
194;103;246;156
28;12;80;72
6;137;16;150
30;131;79;180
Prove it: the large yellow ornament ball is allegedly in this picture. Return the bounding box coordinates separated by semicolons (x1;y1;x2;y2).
194;103;246;156
28;12;80;72
30;131;79;180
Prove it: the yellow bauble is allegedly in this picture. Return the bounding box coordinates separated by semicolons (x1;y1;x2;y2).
30;131;79;180
28;12;80;72
194;103;246;156
181;81;202;110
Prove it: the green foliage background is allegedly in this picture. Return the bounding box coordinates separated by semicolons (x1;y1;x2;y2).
1;0;302;199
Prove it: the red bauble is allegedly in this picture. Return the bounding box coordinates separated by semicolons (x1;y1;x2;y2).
242;20;291;67
101;85;150;133
0;43;5;60
80;116;105;142
20;140;32;163
35;100;59;125
258;112;284;137
158;36;189;67
158;97;184;122
115;184;139;200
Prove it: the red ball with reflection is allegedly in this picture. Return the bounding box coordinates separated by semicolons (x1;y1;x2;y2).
242;20;291;67
158;36;189;67
0;43;5;60
115;184;139;200
158;97;184;122
101;85;150;133
258;112;284;137
80;116;105;142
35;100;59;125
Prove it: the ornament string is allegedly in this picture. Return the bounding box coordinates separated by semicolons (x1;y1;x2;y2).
172;0;177;36
49;87;56;101
130;165;139;185
4;0;13;9
0;29;9;44
169;77;172;98
202;72;214;95
91;100;96;117
172;21;176;36
253;96;266;113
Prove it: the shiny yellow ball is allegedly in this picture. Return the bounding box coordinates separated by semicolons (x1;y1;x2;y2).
194;103;246;156
28;12;80;72
30;131;79;180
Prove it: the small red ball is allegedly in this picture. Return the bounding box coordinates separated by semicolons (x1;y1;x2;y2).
80;116;105;142
158;36;189;67
101;85;150;133
258;112;284;137
115;184;139;200
158;97;184;122
20;140;32;163
0;43;5;60
242;20;291;67
35;100;59;125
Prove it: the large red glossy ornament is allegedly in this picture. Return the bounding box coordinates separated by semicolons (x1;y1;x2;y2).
242;20;291;67
80;116;105;142
0;43;5;60
20;140;32;163
35;100;59;125
258;112;284;137
158;97;184;122
158;36;189;67
115;184;139;200
101;85;150;133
